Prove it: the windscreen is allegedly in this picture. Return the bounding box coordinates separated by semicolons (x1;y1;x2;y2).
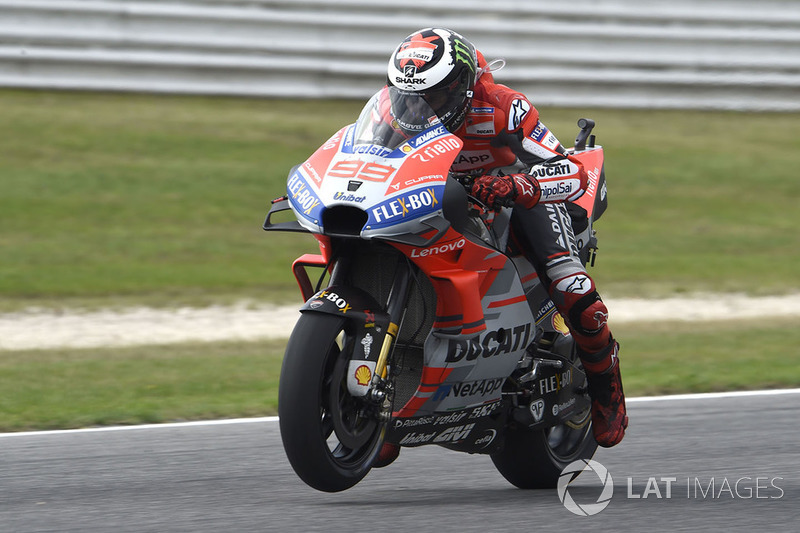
352;87;443;151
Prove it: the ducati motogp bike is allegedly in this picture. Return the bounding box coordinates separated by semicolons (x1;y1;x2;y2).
264;87;609;492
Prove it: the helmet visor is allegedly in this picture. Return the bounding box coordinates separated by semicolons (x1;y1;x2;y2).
388;87;443;135
390;74;471;133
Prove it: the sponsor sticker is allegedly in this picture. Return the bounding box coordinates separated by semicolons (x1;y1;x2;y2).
368;186;443;227
531;121;548;142
508;98;531;131
409;125;449;148
360;333;373;357
287;171;322;219
332;191;366;203
433;423;475;443
473;429;497;448
347;360;376;397
410;238;466;258
397;45;436;65
466;120;495;135
317;290;352;313
529;398;546;422
555;275;592;295
451;150;494;170
444;323;532;363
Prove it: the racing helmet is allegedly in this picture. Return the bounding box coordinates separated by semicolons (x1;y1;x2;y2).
387;28;477;134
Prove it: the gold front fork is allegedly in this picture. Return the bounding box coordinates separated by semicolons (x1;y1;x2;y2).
375;322;399;379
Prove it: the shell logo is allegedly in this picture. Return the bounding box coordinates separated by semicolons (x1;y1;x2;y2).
552;312;571;335
354;365;372;386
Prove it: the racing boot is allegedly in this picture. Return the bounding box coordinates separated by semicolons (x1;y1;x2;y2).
580;340;628;448
373;442;400;468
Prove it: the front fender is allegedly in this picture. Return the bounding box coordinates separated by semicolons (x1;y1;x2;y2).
301;286;392;396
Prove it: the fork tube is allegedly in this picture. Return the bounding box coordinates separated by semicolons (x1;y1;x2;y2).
375;258;411;378
327;242;353;287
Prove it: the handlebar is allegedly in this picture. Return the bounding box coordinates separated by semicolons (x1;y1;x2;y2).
574;118;596;152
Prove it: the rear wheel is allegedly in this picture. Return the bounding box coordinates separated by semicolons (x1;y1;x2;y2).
278;313;386;492
491;413;597;489
491;346;597;489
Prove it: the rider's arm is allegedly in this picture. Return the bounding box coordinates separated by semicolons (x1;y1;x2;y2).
491;93;588;203
498;118;588;203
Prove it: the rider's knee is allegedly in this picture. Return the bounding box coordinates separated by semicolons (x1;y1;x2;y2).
549;273;611;352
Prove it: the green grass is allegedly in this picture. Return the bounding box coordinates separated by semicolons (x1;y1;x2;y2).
612;318;800;396
1;89;799;311
1;319;797;432
0;339;285;432
0;90;358;309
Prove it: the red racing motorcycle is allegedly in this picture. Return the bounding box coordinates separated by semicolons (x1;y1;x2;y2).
264;87;608;492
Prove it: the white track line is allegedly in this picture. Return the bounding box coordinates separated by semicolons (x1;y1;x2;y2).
2;389;798;439
626;388;800;402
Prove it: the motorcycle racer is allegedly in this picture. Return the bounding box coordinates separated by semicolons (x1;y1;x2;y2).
378;28;627;465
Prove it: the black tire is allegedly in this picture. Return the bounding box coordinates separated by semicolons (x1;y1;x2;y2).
491;343;598;489
278;312;386;492
490;417;597;489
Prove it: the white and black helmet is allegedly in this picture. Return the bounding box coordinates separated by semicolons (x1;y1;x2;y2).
387;28;477;133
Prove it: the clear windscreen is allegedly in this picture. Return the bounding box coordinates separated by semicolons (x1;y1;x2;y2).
352;87;443;150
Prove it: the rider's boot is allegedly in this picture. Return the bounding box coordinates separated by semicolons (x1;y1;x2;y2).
579;339;628;447
373;442;400;468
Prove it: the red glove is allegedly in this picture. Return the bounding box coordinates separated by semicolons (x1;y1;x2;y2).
471;173;541;211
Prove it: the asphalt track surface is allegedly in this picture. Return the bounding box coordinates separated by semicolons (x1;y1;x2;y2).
2;391;797;532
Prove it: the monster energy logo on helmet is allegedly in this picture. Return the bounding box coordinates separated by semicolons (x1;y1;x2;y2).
453;37;475;73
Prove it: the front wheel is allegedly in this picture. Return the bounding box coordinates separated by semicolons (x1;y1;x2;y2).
278;312;386;492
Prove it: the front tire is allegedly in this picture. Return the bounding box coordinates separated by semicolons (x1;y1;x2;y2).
278;313;386;492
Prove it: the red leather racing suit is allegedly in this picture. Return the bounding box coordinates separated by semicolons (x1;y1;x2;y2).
452;56;612;359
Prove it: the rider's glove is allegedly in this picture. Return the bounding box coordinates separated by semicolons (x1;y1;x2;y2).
470;173;541;211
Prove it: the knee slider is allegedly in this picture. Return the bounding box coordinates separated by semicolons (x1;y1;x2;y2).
573;294;609;336
551;273;609;336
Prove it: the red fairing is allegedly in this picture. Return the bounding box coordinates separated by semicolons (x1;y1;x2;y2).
570;148;605;219
390;228;510;336
290;234;333;301
301;127;348;187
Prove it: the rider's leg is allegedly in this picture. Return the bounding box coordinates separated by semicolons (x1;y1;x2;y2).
511;202;628;447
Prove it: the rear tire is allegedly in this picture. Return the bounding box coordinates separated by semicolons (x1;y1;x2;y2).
278;313;385;492
491;341;597;489
490;419;597;489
